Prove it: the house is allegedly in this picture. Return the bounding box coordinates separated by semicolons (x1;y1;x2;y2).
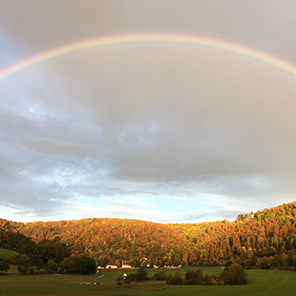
105;264;118;269
122;260;132;268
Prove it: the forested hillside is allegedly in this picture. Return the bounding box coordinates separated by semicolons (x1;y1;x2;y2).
1;201;296;267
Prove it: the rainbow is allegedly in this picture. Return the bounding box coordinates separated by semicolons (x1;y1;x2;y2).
1;33;296;81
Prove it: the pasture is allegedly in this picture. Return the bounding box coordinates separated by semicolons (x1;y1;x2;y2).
0;266;296;296
0;247;17;259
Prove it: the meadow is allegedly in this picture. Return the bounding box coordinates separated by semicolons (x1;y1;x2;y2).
1;266;296;296
0;247;17;259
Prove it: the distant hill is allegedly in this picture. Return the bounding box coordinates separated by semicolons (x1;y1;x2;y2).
1;201;296;266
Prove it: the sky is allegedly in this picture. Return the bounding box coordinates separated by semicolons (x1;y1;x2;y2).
1;1;296;224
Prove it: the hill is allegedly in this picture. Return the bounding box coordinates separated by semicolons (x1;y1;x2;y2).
1;201;296;267
0;247;17;259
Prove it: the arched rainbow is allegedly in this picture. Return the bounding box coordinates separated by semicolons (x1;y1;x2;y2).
1;33;296;80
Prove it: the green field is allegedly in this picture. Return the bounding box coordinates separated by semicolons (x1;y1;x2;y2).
0;247;17;259
143;268;296;296
1;267;296;296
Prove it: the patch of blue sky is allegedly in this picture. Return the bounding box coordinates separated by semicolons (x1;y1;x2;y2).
0;34;17;68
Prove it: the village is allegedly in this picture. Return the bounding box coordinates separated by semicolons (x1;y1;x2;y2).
98;258;182;270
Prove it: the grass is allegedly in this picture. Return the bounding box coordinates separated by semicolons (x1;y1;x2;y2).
0;247;17;259
0;267;166;296
1;266;296;296
142;268;296;296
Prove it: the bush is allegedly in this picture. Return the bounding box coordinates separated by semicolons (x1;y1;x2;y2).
167;272;183;285
0;261;10;272
184;269;204;285
74;257;97;274
125;273;138;282
17;265;28;274
124;268;149;282
153;270;167;280
136;267;148;281
8;254;29;266
219;263;248;285
116;277;123;286
59;255;96;274
261;256;270;269
117;277;131;286
185;271;197;281
46;259;59;273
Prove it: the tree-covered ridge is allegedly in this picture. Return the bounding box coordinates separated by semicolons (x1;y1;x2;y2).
1;201;296;267
0;226;25;250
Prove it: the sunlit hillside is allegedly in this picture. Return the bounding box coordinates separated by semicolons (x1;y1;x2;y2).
1;201;296;267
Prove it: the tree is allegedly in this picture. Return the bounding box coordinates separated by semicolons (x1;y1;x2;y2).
35;240;59;264
0;261;10;272
74;257;97;274
185;271;197;281
17;237;36;255
97;256;109;268
250;255;258;267
219;263;247;285
261;256;270;269
46;259;59;273
183;269;205;285
54;241;70;263
280;253;288;266
136;267;148;281
167;272;183;285
130;256;140;267
154;270;167;281
287;249;296;265
17;265;28;274
60;254;96;274
114;259;121;268
60;254;81;273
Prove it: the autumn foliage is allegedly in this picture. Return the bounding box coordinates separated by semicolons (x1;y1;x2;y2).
1;201;296;267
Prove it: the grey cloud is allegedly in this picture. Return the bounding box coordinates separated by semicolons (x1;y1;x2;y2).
1;1;295;59
1;1;296;222
182;209;240;222
20;137;98;159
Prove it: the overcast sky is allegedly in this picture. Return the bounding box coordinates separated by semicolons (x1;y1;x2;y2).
1;1;296;223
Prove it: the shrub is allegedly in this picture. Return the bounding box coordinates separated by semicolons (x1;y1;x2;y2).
153;270;167;281
136;267;148;281
123;268;148;282
74;257;97;274
117;277;131;286
125;273;137;282
261;256;270;269
167;272;183;285
60;255;96;274
9;254;29;266
219;263;248;285
0;261;10;272
184;269;205;285
17;265;28;274
60;254;81;273
185;271;196;280
116;278;123;286
46;259;59;273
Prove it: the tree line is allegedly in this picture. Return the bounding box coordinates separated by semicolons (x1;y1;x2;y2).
118;263;247;286
0;230;96;274
1;201;296;269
